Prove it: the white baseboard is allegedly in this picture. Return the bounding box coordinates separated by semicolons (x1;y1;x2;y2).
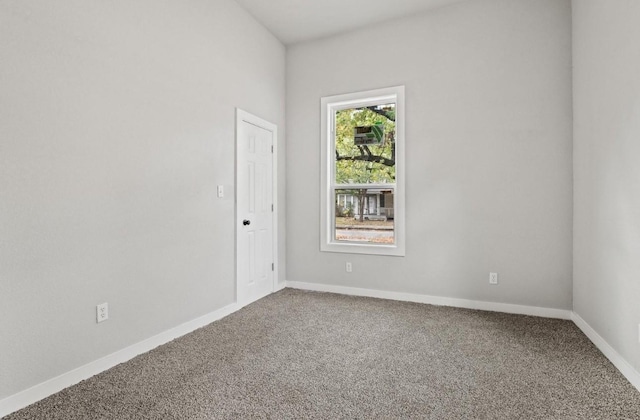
287;281;640;393
0;302;239;418
4;285;638;417
286;281;573;319
572;312;640;393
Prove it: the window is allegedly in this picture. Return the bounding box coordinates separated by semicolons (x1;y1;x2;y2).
321;86;405;256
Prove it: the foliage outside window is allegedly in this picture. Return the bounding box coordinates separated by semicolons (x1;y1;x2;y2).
321;86;405;256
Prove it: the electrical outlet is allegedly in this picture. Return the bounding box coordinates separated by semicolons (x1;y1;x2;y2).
489;272;498;285
346;262;352;273
96;302;109;323
217;185;224;198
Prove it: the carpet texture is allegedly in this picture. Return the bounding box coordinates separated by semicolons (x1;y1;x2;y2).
6;289;640;419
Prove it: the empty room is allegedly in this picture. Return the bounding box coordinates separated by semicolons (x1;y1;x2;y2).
1;0;639;418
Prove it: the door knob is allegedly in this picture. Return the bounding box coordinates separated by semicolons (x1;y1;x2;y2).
243;219;251;226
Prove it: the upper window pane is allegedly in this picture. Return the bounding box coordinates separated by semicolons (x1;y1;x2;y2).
335;103;396;184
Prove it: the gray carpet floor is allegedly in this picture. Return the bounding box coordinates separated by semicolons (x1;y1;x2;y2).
5;289;640;419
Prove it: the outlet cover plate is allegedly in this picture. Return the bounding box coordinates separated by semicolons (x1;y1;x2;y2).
489;272;498;285
96;302;109;323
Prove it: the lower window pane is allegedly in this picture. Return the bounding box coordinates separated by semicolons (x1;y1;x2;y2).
334;188;395;244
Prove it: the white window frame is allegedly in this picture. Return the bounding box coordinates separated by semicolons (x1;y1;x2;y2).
320;86;405;256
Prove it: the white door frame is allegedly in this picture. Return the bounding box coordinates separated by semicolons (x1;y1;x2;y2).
235;108;279;307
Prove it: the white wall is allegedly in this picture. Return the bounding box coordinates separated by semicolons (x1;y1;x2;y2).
286;0;573;309
0;0;285;399
573;0;640;377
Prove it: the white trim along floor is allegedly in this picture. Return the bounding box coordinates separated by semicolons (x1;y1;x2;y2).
1;282;638;417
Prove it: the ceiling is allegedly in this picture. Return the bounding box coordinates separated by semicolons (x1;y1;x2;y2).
234;0;468;45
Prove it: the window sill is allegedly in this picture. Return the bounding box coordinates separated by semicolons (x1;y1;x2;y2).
321;241;405;256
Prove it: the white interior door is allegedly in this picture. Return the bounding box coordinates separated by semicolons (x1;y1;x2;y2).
236;109;276;307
